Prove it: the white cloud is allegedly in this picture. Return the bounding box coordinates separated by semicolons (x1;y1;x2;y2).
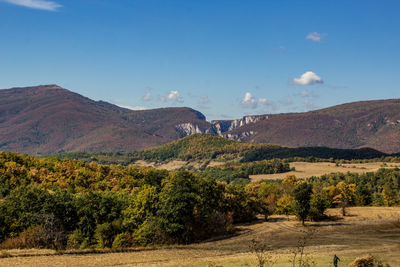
293;71;323;86
306;32;326;42
167;90;184;103
241;92;258;109
117;104;147;111
143;92;152;101
277;46;287;51
2;0;62;11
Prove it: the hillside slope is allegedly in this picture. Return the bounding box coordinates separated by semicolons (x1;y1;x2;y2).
0;85;210;154
134;134;387;162
216;99;400;153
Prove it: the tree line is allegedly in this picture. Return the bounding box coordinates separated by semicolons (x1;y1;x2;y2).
198;159;291;184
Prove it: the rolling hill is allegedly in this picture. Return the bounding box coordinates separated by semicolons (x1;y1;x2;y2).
134;134;388;162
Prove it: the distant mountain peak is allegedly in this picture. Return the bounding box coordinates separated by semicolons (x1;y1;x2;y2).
0;85;212;154
37;84;63;89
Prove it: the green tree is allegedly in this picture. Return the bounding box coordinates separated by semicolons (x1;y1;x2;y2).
224;184;259;223
334;182;356;216
309;191;330;221
0;185;54;239
256;182;278;221
293;183;313;225
276;194;295;216
122;185;159;232
157;171;200;243
382;182;399;206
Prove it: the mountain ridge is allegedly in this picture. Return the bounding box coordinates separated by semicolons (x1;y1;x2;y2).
0;85;210;154
205;99;400;153
2;84;400;154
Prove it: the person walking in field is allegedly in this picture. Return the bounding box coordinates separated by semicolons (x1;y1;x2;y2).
333;254;340;267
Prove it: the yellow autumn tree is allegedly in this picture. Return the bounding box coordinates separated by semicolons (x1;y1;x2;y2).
333;181;356;216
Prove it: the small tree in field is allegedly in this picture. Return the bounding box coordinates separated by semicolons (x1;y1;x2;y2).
293;183;313;226
290;228;316;267
249;238;277;267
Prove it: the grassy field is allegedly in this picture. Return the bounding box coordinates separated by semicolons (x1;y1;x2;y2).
250;161;400;181
1;207;400;267
135;161;400;180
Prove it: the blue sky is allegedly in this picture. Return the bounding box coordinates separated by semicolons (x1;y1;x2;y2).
1;0;399;120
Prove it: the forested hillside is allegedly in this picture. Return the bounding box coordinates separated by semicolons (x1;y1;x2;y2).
135;134;389;163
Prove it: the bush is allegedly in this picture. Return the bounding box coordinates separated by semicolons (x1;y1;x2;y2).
131;218;160;245
66;229;94;249
348;255;390;267
67;230;84;249
79;238;92;249
112;233;132;249
95;222;115;248
0;225;47;249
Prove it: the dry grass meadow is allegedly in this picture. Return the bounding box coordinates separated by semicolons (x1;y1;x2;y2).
250;162;400;181
1;207;400;267
135;160;400;181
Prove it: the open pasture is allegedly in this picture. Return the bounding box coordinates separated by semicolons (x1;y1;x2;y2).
250;161;400;181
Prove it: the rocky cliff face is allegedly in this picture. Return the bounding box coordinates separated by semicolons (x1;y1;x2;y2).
174;115;267;140
211;115;268;135
222;131;257;142
175;123;208;137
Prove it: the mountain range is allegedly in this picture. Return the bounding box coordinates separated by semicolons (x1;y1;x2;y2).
1;84;400;154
